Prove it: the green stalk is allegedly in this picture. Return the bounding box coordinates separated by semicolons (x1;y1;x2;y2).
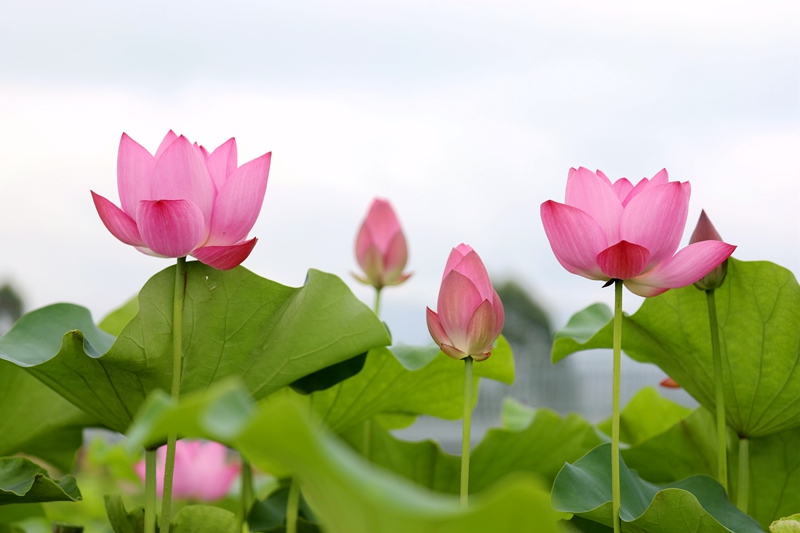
373;287;382;317
160;256;187;530
239;459;253;533
460;356;474;508
737;437;749;513
286;478;301;533
706;289;728;492
145;449;157;533
611;280;623;533
361;287;382;462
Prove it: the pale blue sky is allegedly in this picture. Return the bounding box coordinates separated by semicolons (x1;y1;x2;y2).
1;0;798;345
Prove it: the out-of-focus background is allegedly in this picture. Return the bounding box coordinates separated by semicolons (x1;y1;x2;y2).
1;0;798;433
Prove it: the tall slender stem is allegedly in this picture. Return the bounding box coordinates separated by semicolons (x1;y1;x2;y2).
611;280;623;533
362;287;383;462
144;449;157;533
160;256;187;530
460;356;474;508
373;288;382;316
737;437;749;513
286;478;301;533
706;289;728;492
239;459;253;533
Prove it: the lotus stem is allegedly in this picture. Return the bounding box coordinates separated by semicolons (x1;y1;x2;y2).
738;436;749;513
461;356;474;508
239;459;253;533
161;256;187;529
373;287;382;316
706;289;728;492
145;448;157;533
611;279;622;533
286;477;301;533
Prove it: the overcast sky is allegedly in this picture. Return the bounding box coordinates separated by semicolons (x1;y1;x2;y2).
1;0;798;345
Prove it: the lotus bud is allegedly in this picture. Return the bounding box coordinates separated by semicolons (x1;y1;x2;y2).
689;210;728;290
354;198;411;289
426;244;505;362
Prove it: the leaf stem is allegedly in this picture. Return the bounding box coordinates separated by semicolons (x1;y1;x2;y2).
737;436;749;513
239;459;253;533
611;280;622;533
461;356;473;508
706;289;728;492
145;448;156;533
160;256;187;530
286;477;301;533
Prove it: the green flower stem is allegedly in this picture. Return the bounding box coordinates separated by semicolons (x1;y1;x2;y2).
239;459;253;533
706;289;728;492
738;436;749;513
160;256;187;529
145;448;157;533
286;477;301;533
461;356;474;508
374;287;382;316
611;280;623;533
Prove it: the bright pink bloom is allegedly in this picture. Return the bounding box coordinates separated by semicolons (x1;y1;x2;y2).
92;131;271;270
354;198;411;289
426;244;505;362
134;440;240;501
540;168;736;297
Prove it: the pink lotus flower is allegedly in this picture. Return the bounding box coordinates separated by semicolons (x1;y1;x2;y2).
426;244;505;362
540;168;736;297
353;198;411;289
92;131;271;270
134;440;240;501
689;210;729;290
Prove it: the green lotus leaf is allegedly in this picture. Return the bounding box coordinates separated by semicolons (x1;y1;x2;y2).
0;359;97;471
340;397;601;493
551;443;763;533
0;264;390;433
171;505;237;533
126;381;562;533
552;259;800;438
308;337;514;433
0;457;81;505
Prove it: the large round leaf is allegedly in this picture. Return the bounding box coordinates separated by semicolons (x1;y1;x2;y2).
126;381;562;533
551;443;763;533
552;259;800;438
0;264;390;433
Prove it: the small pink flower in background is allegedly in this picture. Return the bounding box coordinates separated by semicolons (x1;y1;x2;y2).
92;131;271;270
353;198;411;289
540;167;736;297
426;244;505;362
134;440;240;501
689;210;729;290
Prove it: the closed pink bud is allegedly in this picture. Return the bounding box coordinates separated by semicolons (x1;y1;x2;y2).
134;440;240;501
92;131;271;270
354;198;411;289
426;244;505;362
689;210;728;290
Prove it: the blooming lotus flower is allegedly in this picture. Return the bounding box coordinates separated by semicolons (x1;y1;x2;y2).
92;131;271;270
353;198;411;289
134;440;240;501
426;244;505;362
689;210;729;290
540;167;736;297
